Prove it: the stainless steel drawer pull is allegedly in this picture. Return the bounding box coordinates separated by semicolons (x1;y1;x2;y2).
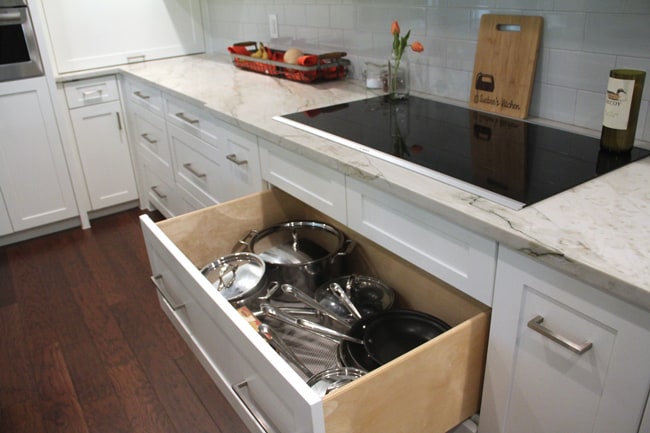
82;89;103;98
133;90;150;100
116;112;122;130
183;163;207;178
150;275;184;310
226;153;248;165
151;186;167;199
175;112;199;125
527;315;593;355
141;133;158;144
233;380;281;433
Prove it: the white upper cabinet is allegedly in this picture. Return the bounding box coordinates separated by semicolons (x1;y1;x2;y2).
39;0;205;73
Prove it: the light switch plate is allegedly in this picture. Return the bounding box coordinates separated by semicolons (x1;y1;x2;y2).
269;14;279;39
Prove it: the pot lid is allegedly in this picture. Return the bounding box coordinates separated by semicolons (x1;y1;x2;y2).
200;253;266;301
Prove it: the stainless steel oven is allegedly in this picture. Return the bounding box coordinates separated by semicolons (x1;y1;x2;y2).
0;0;43;82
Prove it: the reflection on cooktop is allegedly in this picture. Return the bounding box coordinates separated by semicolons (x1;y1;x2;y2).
275;96;650;209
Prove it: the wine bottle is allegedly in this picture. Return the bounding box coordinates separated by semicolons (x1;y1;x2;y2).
600;69;645;152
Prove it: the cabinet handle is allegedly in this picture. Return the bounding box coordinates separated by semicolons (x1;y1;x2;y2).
116;112;122;130
175;112;199;125
183;163;207;179
527;315;593;355
226;153;248;165
82;88;103;100
151;186;167;199
134;90;150;100
150;275;184;310
232;380;281;433
141;133;158;144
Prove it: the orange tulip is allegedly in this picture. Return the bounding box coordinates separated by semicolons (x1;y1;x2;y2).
410;41;424;52
391;21;400;36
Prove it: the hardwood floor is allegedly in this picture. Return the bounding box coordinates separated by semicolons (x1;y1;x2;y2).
0;208;250;433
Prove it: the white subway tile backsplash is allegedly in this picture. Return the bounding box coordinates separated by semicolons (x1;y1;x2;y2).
206;0;650;141
584;14;650;57
530;83;577;123
546;50;615;92
574;90;605;131
541;13;586;51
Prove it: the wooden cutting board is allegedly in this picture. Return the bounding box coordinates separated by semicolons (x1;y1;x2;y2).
469;14;543;119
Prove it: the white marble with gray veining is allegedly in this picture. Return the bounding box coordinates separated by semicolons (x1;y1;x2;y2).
115;54;650;312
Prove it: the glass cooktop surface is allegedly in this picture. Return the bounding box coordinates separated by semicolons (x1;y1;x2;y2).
274;96;649;209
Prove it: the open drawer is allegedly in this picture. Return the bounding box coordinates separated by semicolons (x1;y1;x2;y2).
140;188;490;433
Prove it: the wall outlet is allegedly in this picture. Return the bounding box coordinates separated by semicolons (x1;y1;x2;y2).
269;14;279;39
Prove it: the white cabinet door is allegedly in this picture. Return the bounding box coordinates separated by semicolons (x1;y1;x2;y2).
0;188;12;236
41;0;205;73
69;100;138;210
480;246;650;433
0;78;77;231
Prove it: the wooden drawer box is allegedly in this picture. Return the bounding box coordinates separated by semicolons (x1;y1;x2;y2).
140;189;489;433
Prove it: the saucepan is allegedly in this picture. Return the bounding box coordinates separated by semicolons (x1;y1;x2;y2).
235;220;355;301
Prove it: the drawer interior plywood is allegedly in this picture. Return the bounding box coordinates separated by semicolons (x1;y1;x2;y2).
156;188;490;433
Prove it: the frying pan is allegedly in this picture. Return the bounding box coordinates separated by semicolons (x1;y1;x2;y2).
340;309;451;370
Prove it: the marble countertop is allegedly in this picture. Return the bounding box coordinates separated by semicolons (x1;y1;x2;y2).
112;53;650;311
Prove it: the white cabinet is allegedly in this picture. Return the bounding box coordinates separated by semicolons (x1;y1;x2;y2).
65;76;138;210
346;177;497;306
480;246;650;433
0;77;77;232
0;189;12;236
39;0;205;73
141;188;490;433
123;77;263;217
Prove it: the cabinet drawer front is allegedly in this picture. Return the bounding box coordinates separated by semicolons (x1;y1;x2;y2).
347;177;496;306
223;129;262;201
143;165;180;218
140;215;322;433
165;94;221;145
130;105;171;178
259;139;346;223
123;78;164;114
170;124;224;206
64;75;119;108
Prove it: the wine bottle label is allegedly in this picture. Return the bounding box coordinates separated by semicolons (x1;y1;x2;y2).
603;76;635;130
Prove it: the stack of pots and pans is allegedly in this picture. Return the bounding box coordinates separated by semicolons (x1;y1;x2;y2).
199;220;452;397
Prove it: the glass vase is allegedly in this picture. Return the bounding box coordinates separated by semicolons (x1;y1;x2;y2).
387;50;410;100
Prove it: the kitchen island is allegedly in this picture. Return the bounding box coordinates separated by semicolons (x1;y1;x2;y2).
112;53;650;312
101;53;650;433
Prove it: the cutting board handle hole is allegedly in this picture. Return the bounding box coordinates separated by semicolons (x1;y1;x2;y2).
496;24;521;32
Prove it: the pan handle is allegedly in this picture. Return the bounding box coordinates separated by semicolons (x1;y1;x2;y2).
280;284;351;329
334;239;356;261
233;229;257;252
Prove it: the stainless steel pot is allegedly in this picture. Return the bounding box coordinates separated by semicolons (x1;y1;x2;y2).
236;221;355;300
200;252;278;309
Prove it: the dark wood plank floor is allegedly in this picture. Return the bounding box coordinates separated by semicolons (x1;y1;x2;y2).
0;208;250;433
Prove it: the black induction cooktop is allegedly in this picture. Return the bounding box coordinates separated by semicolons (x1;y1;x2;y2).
274;95;649;209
